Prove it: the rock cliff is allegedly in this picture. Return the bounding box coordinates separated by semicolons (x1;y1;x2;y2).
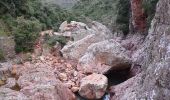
110;0;170;99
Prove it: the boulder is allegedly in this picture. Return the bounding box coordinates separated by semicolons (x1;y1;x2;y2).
17;63;58;88
57;21;94;41
78;39;132;74
58;73;68;81
61;21;113;60
20;83;75;100
78;73;108;99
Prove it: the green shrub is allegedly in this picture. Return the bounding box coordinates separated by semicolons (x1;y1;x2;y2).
26;1;77;31
13;17;42;53
142;0;159;29
116;0;130;34
45;35;67;47
0;16;15;36
73;0;118;29
73;0;130;34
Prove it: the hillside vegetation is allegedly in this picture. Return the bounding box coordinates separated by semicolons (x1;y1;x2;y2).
0;0;76;53
73;0;130;33
0;0;159;54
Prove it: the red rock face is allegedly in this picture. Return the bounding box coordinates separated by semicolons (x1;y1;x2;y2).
131;0;146;32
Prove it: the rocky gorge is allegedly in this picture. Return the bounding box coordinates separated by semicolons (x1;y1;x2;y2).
0;0;170;100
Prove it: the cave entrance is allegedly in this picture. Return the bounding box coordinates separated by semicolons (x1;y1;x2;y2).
104;68;131;87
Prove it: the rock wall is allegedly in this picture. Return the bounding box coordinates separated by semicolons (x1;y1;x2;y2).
136;0;170;99
110;0;170;99
118;0;170;99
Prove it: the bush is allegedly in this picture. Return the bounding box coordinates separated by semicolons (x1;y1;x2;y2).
73;0;118;30
73;0;130;34
116;0;130;34
0;0;77;53
26;1;77;31
0;15;16;36
45;35;67;47
13;17;42;53
142;0;159;29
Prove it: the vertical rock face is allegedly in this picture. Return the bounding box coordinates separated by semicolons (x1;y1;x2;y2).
131;0;146;32
111;0;170;99
118;0;170;99
136;0;170;99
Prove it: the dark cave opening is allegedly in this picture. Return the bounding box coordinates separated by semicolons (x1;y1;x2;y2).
104;68;131;87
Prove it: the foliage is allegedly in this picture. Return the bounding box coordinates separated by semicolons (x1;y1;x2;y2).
0;0;159;55
13;17;42;53
0;0;28;17
0;0;76;53
26;1;77;31
142;0;159;29
73;0;118;29
45;35;67;47
116;0;130;34
73;0;130;34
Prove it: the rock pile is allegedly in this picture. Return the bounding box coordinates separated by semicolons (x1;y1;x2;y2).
0;20;139;100
0;55;77;99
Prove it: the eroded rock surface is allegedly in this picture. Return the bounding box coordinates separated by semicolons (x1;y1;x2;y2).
78;39;132;74
15;57;76;100
113;0;170;99
61;21;113;60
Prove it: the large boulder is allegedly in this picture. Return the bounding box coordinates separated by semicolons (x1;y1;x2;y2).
57;21;94;41
69;21;94;40
61;21;113;60
20;83;75;100
78;39;132;74
79;73;108;99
